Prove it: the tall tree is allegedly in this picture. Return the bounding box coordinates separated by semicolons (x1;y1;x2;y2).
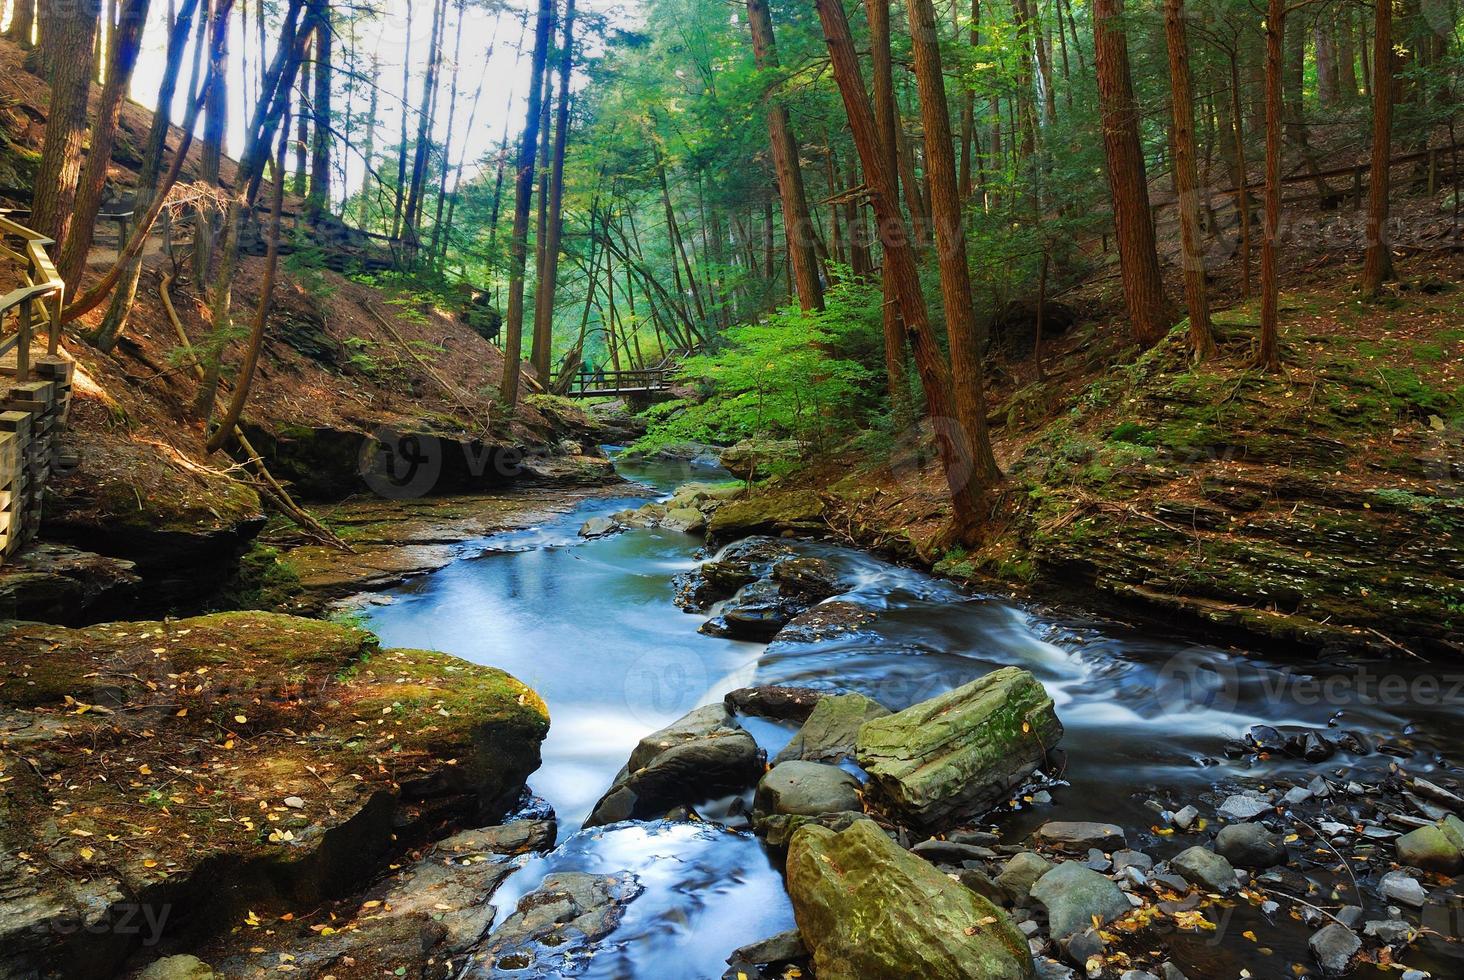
6;0;34;45
1163;0;1216;359
814;0;987;538
1362;0;1395;296
195;0;233;281
58;0;152;290
1092;0;1173;347
531;0;577;380
907;0;1001;490
864;0;910;420
746;0;823;312
1257;0;1284;370
500;0;556;407
30;0;101;247
306;0;333;219
402;0;447;258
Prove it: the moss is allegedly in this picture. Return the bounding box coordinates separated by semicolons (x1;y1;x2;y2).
207;543;304;613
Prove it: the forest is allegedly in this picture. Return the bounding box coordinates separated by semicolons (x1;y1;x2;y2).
0;0;1460;977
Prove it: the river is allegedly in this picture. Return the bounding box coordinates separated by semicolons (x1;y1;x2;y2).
361;458;1462;979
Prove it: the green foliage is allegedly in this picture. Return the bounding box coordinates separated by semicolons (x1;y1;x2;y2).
635;280;880;451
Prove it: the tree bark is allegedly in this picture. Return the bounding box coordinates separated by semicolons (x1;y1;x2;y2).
1163;0;1216;359
307;0;332;219
58;0;151;291
7;0;34;46
402;0;447;259
1092;0;1172;348
907;0;1002;490
499;0;555;407
390;0;414;240
30;0;101;246
746;0;823;311
1257;0;1284;370
531;0;576;380
195;0;232;281
814;0;986;538
1362;0;1395;296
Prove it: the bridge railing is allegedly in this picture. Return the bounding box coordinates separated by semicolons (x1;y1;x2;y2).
565;365;674;397
0;213;72;561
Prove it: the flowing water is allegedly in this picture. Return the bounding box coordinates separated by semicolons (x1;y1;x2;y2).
362;459;1463;979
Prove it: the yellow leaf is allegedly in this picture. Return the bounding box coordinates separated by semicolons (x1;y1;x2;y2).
79;847;94;861
234;715;248;724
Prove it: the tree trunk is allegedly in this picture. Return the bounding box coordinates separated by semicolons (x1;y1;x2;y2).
499;0;555;407
195;0;231;282
390;0;414;240
89;0;202;351
358;53;381;228
814;0;986;538
746;0;823;311
1362;0;1395;296
430;0;471;264
1228;53;1253;299
402;0;447;259
306;0;332;219
30;0;101;246
1257;0;1284;370
907;0;1002;491
532;0;574;380
1092;0;1172;347
58;0;151;291
7;0;34;45
1163;0;1216;359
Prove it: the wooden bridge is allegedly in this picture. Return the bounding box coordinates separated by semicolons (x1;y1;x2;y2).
0;214;73;563
560;348;694;399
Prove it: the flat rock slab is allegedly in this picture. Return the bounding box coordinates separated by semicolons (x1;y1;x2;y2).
773;692;890;766
1035;822;1127;852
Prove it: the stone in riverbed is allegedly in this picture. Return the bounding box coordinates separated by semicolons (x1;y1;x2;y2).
660;506;707;534
579;516;618;538
773;692;890;766
136;957;215;980
1308;922;1362;976
724;685;829;723
584;704;764;827
856;667;1063;833
1169;847;1239;894
1034;821;1127;852
754;761;863;820
1029;862;1132;940
706;490;826;543
474;872;643;975
726;929;808;969
995;852;1055;906
1217;794;1274;822
1379;870;1429;907
702;580;803;641
1395;816;1464;874
787;819;1035;979
1215;823;1287;868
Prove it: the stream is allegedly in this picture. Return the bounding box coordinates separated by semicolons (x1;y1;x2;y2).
361;458;1463;979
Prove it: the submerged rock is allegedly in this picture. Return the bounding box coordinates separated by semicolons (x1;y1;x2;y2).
773;692;890;766
473;872;643;976
584;704;764;827
724;684;830;723
786;818;1035;979
856;668;1063;832
1308;922;1362;976
1395;816;1464;873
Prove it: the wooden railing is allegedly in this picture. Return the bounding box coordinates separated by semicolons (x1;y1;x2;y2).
0;213;65;382
561;347;695;399
0;213;72;561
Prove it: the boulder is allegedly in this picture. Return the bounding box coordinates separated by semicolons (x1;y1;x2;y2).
1214;823;1287;868
703;580;804;641
135;957;215;980
856;667;1062;832
727;929;808;969
725;685;830;723
1395;816;1464;874
660;506;708;534
706;490;826;543
580;516;618;538
995;852;1054;906
1169;847;1239;894
787;819;1035;980
719;439;811;481
1216;794;1274;822
0;544;138;624
754;761;863;820
773;692;890;766
1378;870;1429;907
1029;862;1132;940
1308;923;1362;976
681;538;793;609
585;704;764;827
473;872;643;975
1034;822;1127;852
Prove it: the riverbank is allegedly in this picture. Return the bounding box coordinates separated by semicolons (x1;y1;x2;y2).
701;270;1462;661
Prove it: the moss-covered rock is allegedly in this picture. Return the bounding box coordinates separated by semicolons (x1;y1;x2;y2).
706;490;826;543
786;819;1035;980
0;612;548;979
856;668;1062;832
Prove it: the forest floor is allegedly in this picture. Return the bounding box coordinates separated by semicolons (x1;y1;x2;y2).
772;248;1462;659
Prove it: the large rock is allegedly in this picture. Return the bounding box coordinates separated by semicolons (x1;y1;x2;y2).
0;544;139;624
702;579;805;641
856;668;1063;832
584;704;764;827
1029;862;1132;940
1395;816;1464;873
754;761;863;822
725;685;830;723
1309;923;1362;976
773;692;890;766
719;438;811;481
706;490;826;543
995;852;1054;906
787;819;1035;980
1215;823;1287;868
0;614;549;980
1169;847;1239;894
1034;822;1127;852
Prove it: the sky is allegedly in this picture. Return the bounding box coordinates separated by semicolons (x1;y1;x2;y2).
85;0;624;205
